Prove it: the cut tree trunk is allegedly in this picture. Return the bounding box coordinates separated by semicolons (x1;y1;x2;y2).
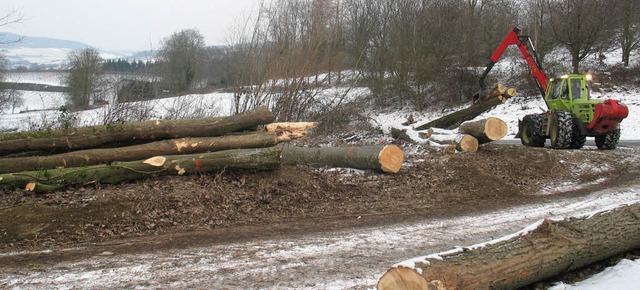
428;134;479;153
458;117;508;144
0;107;275;156
0;146;283;193
281;144;404;173
0;132;280;174
265;122;318;142
377;203;640;290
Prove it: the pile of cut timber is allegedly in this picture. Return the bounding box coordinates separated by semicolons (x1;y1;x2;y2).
377;203;640;290
0;108;404;193
418;117;508;153
415;83;517;130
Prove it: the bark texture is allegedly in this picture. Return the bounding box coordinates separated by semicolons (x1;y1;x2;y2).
377;203;640;290
0;107;275;155
281;145;404;173
0;132;280;174
0;147;283;193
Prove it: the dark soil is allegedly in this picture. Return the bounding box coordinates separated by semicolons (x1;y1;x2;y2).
0;140;638;287
1;141;638;250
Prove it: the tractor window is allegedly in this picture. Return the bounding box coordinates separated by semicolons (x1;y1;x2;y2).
571;79;583;99
548;82;559;99
561;82;569;99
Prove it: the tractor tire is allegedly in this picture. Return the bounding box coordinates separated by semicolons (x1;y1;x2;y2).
570;117;587;149
520;114;545;147
550;111;573;149
595;129;621;150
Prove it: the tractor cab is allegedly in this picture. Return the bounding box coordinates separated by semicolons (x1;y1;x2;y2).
544;74;596;126
544;74;628;137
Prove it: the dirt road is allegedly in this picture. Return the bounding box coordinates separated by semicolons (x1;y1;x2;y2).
1;144;639;289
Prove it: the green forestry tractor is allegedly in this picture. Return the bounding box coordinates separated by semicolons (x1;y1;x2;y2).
476;27;629;149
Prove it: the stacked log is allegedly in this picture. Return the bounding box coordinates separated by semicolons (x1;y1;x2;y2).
458;117;508;144
428;133;479;153
415;84;517;130
0;108;405;193
418;117;508;153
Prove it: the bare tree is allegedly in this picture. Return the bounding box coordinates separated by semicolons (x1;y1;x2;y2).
520;0;557;64
65;48;103;108
157;29;206;93
610;0;640;66
548;0;612;73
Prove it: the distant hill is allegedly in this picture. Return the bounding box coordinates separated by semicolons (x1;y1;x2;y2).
0;32;148;69
0;32;92;50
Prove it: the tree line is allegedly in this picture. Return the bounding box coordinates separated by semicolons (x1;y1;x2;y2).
2;0;639;121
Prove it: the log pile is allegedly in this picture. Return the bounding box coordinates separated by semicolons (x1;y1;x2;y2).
0;108;404;193
417;117;508;153
415;83;517;130
377;203;640;290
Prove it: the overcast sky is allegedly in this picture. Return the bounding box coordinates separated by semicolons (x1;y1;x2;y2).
2;0;262;51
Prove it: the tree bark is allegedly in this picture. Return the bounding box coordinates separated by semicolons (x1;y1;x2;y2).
281;144;404;173
0;146;283;193
0;107;275;156
377;203;640;290
0;132;280;174
458;117;508;144
428;134;479;153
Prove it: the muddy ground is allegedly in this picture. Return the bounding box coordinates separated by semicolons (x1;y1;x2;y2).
1;138;639;288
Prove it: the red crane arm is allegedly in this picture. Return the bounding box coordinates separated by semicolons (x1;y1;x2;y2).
479;27;548;97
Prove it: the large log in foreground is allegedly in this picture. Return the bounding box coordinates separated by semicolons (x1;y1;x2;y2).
0;107;275;156
0;132;280;174
377;203;640;290
282;145;404;173
0;147;282;193
458;117;508;144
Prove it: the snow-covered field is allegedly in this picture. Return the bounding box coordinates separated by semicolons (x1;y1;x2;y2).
0;71;638;289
